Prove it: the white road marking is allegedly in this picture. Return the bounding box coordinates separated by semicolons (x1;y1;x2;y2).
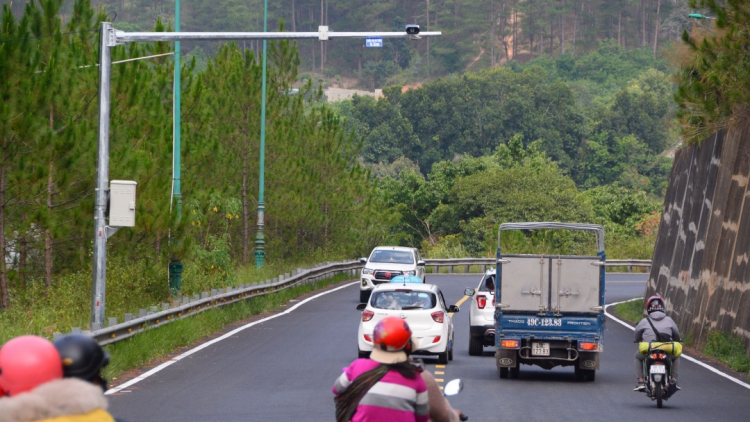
605;298;750;391
106;281;358;395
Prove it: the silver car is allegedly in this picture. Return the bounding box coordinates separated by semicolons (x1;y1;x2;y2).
464;269;496;356
358;246;426;303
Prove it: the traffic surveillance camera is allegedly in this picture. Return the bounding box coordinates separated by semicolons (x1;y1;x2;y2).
405;24;420;35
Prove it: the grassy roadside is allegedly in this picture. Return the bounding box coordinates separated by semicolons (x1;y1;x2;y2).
103;274;353;382
612;299;750;377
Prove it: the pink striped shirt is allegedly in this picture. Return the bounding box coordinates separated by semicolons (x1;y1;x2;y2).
333;358;429;422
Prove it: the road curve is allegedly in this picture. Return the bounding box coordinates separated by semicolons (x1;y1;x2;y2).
108;274;750;421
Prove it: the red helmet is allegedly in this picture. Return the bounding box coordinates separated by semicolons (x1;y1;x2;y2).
373;316;413;352
646;295;666;314
0;335;63;396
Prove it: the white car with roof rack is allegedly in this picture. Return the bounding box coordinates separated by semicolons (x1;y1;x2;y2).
358;246;426;303
356;275;458;364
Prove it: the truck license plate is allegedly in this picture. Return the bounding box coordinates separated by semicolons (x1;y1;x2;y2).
531;342;550;356
650;365;666;375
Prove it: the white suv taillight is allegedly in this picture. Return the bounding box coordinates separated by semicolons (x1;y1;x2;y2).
362;310;374;322
431;311;444;323
476;295;487;309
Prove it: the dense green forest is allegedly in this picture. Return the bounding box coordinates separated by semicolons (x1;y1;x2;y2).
3;0;703;85
3;0;739;339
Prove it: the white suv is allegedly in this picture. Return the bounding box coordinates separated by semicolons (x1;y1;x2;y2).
358;246;426;303
464;269;496;356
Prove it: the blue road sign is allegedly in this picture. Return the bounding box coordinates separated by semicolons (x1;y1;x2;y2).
366;37;383;48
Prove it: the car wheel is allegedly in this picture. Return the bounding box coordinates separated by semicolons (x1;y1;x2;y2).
510;366;520;379
359;290;370;303
358;349;370;359
423;276;427;283
575;366;596;382
448;336;454;361
437;350;449;365
469;335;483;356
499;367;509;378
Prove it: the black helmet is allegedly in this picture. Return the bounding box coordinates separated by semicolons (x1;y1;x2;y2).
53;334;110;390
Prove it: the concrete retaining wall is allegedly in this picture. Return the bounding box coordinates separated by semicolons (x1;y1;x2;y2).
646;124;750;351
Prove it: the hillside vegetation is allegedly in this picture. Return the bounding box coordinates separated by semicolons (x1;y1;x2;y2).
0;0;710;339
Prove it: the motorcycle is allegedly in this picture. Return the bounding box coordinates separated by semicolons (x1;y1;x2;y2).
444;379;469;421
639;343;679;408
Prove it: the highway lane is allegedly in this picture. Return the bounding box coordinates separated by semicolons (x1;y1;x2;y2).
108;273;750;421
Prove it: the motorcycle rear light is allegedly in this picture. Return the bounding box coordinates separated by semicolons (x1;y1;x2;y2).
364;334;372;342
579;342;598;351
432;336;441;344
501;339;520;348
431;311;445;323
362;310;374;322
476;296;487;309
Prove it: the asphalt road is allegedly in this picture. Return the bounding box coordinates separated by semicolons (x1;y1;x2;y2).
108;274;750;421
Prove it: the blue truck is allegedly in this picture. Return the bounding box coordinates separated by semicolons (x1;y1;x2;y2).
493;222;606;381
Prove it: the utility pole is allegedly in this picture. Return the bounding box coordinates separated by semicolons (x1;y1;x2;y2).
169;0;184;292
255;0;268;268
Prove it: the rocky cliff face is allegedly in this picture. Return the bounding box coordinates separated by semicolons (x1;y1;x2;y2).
646;124;750;350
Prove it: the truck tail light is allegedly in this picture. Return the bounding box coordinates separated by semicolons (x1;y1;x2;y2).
362;310;374;322
431;311;444;323
476;296;487;309
579;342;598;351
501;339;520;348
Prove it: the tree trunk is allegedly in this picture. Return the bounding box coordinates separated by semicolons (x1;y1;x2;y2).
427;0;431;77
45;106;53;288
291;0;296;32
45;162;53;288
242;149;249;265
310;7;316;71
490;0;495;67
653;0;661;59
0;142;7;309
320;0;324;74
641;0;646;47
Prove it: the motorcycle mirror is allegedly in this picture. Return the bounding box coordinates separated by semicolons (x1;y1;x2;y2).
443;379;463;396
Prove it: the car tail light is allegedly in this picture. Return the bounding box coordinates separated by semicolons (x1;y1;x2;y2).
432;336;441;343
364;334;372;342
476;296;487;309
362;310;374;322
431;311;444;323
501;339;519;348
579;341;598;351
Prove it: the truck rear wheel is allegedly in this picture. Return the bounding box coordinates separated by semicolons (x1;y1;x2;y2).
498;367;509;378
468;336;483;356
575;366;596;381
510;366;520;379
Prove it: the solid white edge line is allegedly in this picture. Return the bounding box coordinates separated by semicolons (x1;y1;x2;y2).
604;298;750;391
105;281;359;395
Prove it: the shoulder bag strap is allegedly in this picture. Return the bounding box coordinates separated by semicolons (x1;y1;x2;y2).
646;317;667;342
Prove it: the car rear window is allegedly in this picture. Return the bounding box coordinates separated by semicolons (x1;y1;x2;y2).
371;291;436;310
369;250;414;264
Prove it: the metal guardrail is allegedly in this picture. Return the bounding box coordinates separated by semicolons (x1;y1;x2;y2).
53;257;651;345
